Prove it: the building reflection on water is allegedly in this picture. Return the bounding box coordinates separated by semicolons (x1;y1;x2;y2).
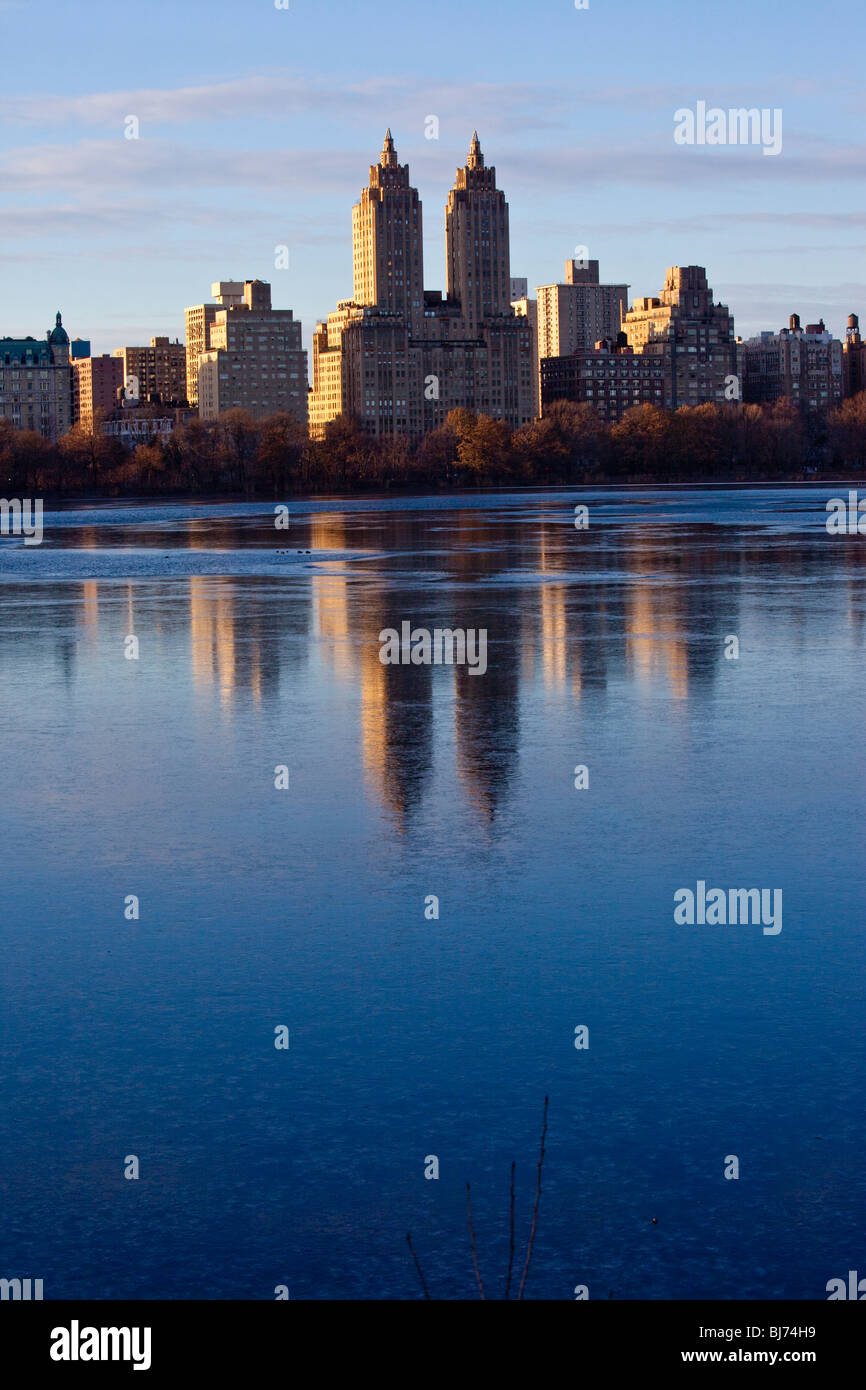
625;536;690;702
6;501;863;830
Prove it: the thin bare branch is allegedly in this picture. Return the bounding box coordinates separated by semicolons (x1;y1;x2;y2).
504;1160;516;1299
466;1182;486;1299
517;1094;549;1300
406;1231;431;1300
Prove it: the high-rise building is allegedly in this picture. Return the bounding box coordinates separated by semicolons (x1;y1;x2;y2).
622;266;738;408
537;261;629;361
71;339;91;360
742;313;843;412
195;280;308;425
184;307;217;406
842;313;866;398
310;131;534;440
184;284;247;405
0;311;73;441
536;261;629;419
446;132;512;334
541;267;739;419
72;353;124;429
113;337;187;406
352;129;424;335
312;132;427;439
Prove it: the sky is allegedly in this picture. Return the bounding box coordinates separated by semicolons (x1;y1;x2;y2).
0;0;863;361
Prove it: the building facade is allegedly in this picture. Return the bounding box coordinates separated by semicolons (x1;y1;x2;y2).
0;312;73;441
352;129;424;336
194;280;308;425
541;336;666;421
445;131;512;333
742;313;843;412
113;337;187;407
101;415;176;446
540;266;738;420
184;284;248;406
621;266;738;409
100;406;195;448
511;290;539;419
537;260;629;362
310;131;535;440
72;353;124;429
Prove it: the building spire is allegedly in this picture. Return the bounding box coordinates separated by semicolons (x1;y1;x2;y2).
381;128;398;166
468;131;484;168
48;309;69;346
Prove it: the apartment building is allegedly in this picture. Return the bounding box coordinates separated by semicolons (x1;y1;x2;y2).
0;311;73;441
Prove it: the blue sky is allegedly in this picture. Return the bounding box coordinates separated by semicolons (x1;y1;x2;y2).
0;0;863;359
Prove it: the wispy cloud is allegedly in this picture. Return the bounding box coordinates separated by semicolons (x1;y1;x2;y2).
499;138;866;191
0;73;568;133
3;132;864;206
724;281;866;336
0;71;843;134
0;195;345;242
0;139;364;194
585;211;866;235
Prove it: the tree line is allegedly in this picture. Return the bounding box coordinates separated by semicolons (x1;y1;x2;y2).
3;394;866;496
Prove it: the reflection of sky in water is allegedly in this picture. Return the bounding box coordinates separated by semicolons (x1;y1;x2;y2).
0;488;864;1299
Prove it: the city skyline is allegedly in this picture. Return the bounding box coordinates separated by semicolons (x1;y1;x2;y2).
0;0;863;357
5;125;855;445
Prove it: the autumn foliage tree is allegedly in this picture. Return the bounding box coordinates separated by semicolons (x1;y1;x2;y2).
828;392;866;468
6;394;866;497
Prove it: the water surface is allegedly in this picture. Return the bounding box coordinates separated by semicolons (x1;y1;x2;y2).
1;487;864;1299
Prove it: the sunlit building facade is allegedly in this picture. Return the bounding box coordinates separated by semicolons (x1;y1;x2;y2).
537;260;629;361
0;311;73;441
113;337;187;407
742;313;843;412
621;265;738;409
72;353;124;430
190;280;308;425
541;337;665;421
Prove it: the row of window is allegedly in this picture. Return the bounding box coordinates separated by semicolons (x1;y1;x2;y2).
584;388;663;397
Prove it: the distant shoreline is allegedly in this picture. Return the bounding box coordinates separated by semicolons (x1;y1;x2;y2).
30;473;866;507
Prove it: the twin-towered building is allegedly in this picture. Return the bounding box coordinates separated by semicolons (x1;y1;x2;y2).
309;131;535;439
